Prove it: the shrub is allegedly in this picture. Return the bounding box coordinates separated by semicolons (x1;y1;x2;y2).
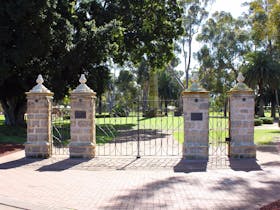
254;119;263;126
143;108;157;118
111;104;130;117
259;117;274;124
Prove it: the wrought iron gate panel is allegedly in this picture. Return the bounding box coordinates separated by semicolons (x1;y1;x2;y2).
96;99;183;157
51;106;70;155
209;98;230;157
51;100;183;157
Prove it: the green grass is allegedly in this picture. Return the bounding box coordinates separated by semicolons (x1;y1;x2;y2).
254;129;280;145
174;129;280;145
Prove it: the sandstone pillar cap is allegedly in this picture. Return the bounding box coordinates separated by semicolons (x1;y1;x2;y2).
27;74;52;94
72;74;94;93
230;72;252;91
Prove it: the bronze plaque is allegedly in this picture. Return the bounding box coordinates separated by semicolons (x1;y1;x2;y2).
75;111;86;119
191;113;203;121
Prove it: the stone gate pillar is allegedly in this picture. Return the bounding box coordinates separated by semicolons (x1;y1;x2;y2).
69;74;96;158
229;73;256;158
25;75;53;158
182;72;209;159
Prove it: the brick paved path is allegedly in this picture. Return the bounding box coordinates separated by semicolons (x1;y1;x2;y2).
0;147;279;210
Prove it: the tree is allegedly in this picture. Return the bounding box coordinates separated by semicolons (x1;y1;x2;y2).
246;0;280;56
115;69;138;107
87;65;111;115
158;68;183;115
0;0;75;125
0;0;183;126
179;0;213;88
196;12;250;105
242;51;280;117
242;0;280;116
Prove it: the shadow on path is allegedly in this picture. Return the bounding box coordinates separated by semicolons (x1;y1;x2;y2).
229;158;262;172
101;176;192;209
37;158;90;172
173;158;207;173
0;157;44;169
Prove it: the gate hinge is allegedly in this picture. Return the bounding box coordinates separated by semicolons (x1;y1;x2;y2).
225;137;231;142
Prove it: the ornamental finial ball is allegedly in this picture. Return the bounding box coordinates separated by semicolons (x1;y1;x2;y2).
36;74;44;85
237;72;245;84
79;74;87;84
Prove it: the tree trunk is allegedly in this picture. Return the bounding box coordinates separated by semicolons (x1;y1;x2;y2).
258;98;265;117
165;100;168;116
271;100;276;119
98;95;102;115
223;98;228;117
1;97;26;126
142;80;149;111
258;81;265;117
148;70;159;110
186;36;192;89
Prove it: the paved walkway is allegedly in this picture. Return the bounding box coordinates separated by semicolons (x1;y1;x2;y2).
0;147;280;210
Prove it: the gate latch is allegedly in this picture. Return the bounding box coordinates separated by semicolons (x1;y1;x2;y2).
225;137;231;142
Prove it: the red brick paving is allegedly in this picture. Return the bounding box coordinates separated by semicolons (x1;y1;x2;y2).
0;148;279;210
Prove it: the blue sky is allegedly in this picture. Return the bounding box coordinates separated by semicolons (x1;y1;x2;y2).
176;0;249;72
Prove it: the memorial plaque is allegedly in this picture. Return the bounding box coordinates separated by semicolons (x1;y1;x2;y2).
75;111;86;119
191;113;203;121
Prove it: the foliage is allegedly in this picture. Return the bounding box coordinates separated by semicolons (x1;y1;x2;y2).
196;11;249;100
115;69;139;109
179;0;212;88
0;0;183;126
242;51;280;116
111;104;130;117
0;124;26;144
259;117;274;124
254;118;263;126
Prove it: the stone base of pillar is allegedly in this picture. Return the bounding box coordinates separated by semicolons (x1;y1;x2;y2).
25;142;51;158
230;143;256;158
183;143;209;159
69;142;96;158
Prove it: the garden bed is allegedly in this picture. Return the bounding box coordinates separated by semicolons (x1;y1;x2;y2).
0;144;24;157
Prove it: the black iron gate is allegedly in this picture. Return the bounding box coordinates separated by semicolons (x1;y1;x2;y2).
208;98;230;157
51;106;70;156
51;100;183;157
95;99;183;157
51;98;230;158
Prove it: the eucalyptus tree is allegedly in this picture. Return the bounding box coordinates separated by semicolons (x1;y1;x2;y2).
196;11;250;106
242;0;280;116
179;0;213;88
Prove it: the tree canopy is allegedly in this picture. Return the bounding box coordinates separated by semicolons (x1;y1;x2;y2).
0;0;183;125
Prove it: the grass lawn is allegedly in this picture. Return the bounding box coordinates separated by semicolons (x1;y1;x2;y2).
0;114;279;146
254;129;280;145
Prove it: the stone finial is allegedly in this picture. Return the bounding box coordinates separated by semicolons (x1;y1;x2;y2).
237;72;245;83
188;71;206;92
72;74;94;93
29;74;51;93
231;72;252;91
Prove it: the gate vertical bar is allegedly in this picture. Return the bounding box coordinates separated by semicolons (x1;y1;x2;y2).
137;97;141;158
